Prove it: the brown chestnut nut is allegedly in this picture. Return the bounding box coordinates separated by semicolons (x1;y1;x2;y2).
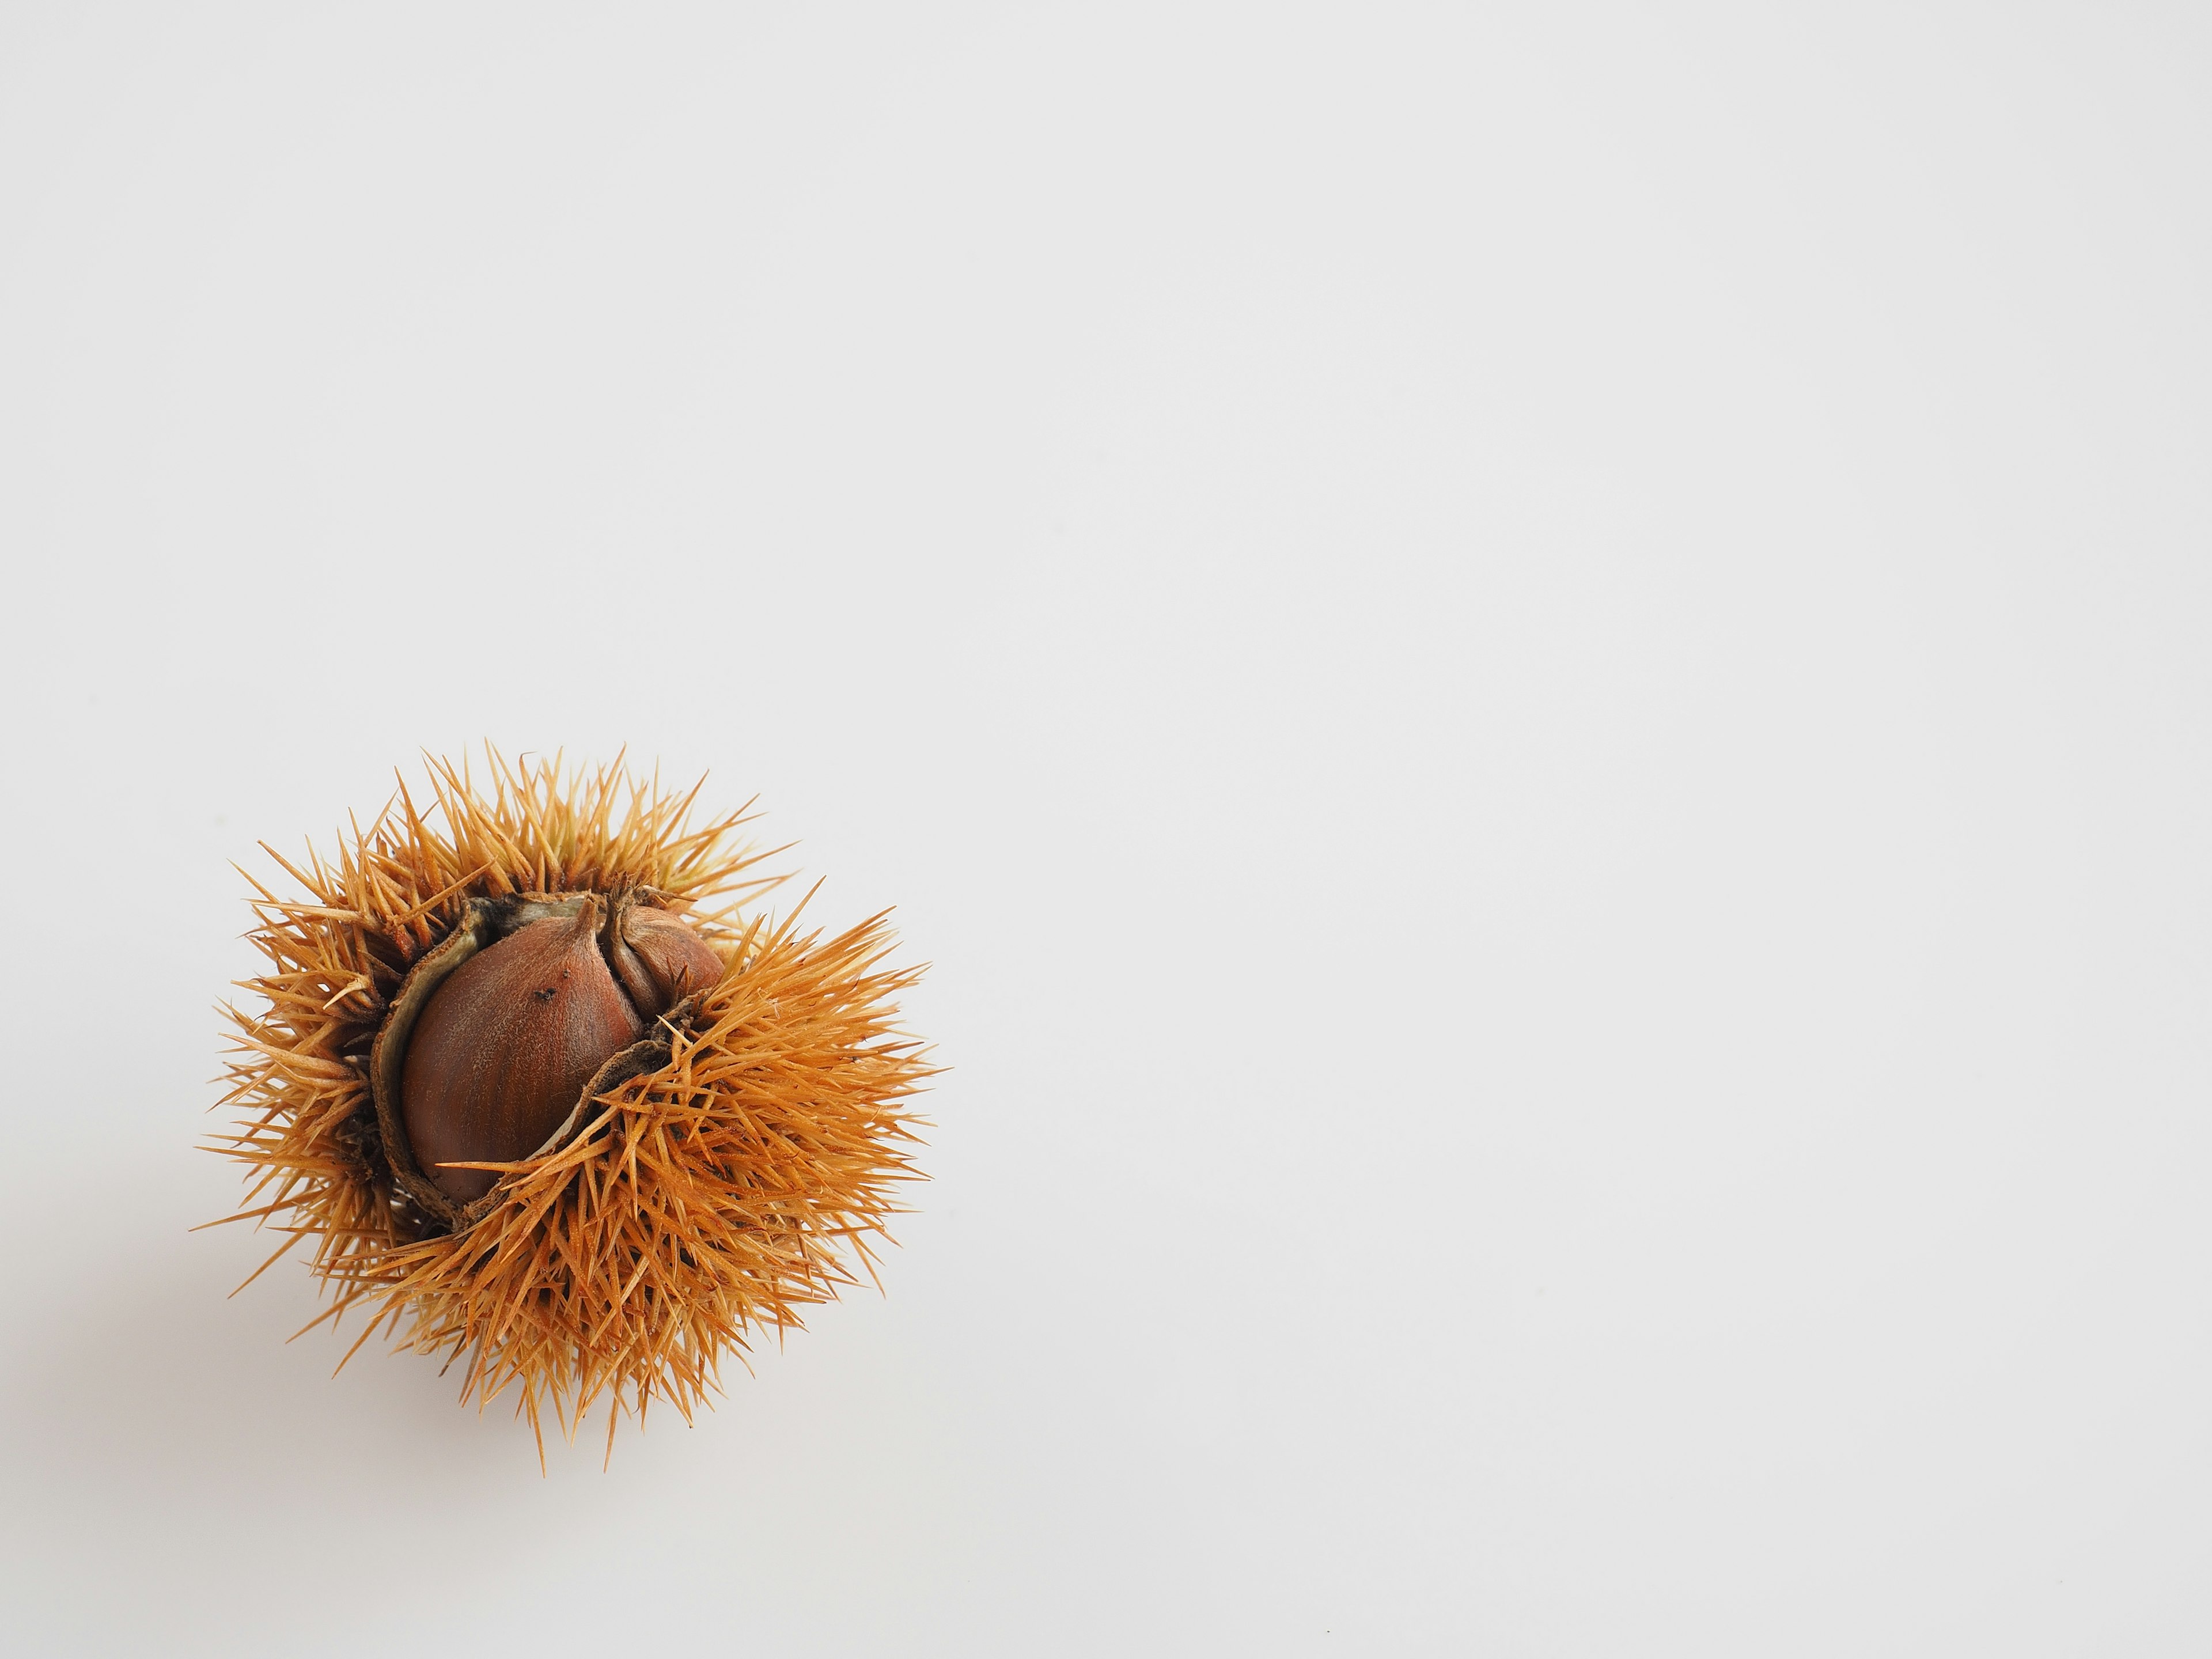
609;901;726;1017
398;893;721;1204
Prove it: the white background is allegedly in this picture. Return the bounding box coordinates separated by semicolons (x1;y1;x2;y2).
3;3;2210;1653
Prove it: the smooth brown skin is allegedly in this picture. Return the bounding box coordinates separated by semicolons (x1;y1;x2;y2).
610;903;726;1017
402;899;646;1203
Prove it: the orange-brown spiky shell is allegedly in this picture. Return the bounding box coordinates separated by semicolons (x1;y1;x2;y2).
213;750;931;1457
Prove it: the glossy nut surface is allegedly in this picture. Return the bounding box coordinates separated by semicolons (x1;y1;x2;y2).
401;897;646;1203
610;902;726;1017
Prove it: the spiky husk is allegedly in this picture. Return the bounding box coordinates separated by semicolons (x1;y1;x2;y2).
213;750;930;1457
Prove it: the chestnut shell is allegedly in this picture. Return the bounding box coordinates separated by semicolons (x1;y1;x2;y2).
369;892;715;1231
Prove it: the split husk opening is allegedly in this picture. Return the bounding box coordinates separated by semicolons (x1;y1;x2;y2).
368;890;701;1235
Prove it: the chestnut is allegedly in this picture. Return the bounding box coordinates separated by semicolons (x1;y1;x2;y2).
372;891;724;1210
215;749;929;1455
